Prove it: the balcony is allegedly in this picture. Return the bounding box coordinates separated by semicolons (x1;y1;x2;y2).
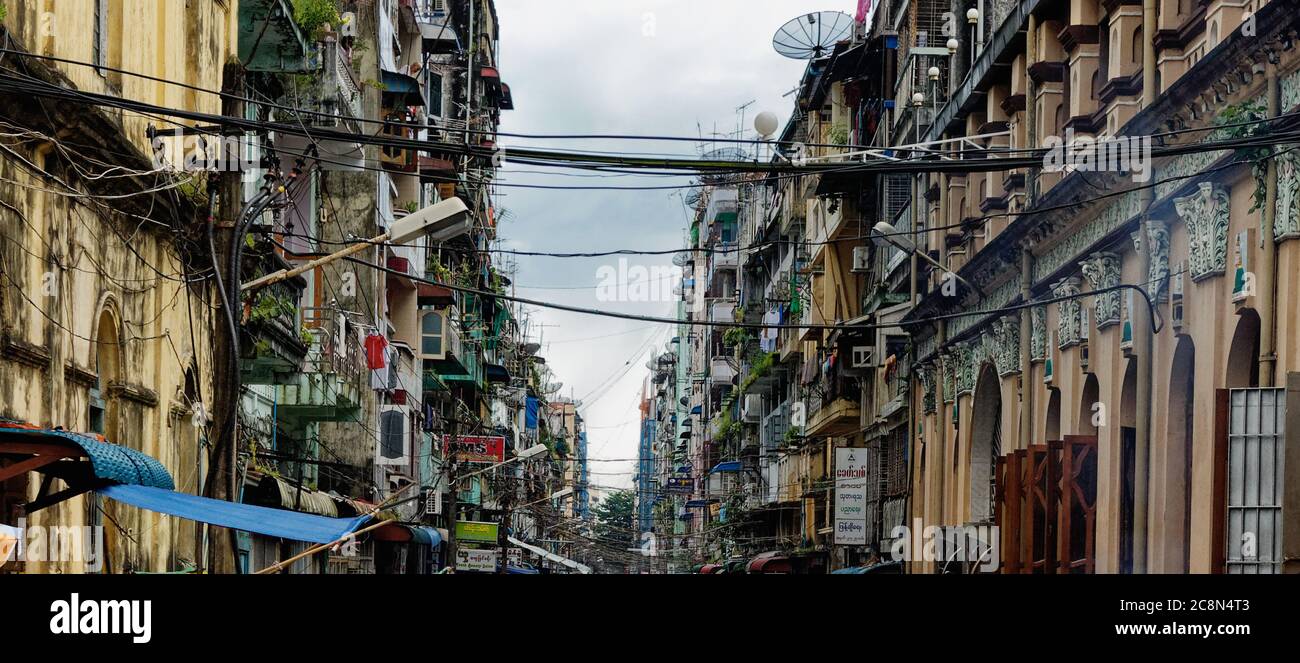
709;301;736;324
709;357;737;387
804;378;862;439
710;243;739;270
275;313;364;423
238;0;312;73
240;252;309;386
412;1;461;54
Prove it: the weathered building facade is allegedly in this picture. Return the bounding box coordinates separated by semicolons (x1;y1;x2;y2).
905;0;1300;574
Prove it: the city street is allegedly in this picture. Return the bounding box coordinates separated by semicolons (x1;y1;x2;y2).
0;0;1296;591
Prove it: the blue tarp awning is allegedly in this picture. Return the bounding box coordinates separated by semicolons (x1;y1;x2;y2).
381;71;426;107
102;484;372;545
409;526;443;547
708;461;743;475
684;499;719;508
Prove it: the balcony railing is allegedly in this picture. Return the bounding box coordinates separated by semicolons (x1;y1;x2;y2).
275;308;364;423
709;357;737;386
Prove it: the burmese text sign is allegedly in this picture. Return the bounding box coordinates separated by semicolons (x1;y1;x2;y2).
834;447;868;546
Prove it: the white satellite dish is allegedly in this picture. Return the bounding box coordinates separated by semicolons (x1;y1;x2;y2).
773;11;854;60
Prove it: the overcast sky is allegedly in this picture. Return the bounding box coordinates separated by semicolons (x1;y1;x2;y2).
494;1;853;499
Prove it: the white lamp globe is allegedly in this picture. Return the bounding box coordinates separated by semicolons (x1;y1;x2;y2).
967;8;980;23
947;37;960;54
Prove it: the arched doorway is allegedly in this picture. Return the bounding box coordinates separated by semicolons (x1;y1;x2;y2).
1079;374;1100;435
969;365;1001;524
93;306;131;573
1045;388;1062;442
1118;359;1137;573
1226;310;1261;388
1167;336;1195;574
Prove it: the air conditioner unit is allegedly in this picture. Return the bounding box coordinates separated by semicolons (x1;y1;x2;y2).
423;488;441;515
742;394;763;423
851;246;871;273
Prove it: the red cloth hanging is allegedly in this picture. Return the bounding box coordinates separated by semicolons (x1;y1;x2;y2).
364;333;389;370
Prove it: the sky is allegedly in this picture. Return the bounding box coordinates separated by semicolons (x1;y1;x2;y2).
493;1;854;499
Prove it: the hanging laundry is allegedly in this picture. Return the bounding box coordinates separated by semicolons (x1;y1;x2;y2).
364;332;389;370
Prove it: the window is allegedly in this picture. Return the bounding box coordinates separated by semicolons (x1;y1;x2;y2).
428;72;443;119
420;310;444;358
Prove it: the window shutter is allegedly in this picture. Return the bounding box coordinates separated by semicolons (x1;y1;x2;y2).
381;409;406;460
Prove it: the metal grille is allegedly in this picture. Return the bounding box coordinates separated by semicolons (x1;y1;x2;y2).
1226;388;1286;574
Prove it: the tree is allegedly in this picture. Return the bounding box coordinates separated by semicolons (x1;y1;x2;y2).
592;490;635;572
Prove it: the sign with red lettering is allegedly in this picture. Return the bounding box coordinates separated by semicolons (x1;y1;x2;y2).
444;435;506;464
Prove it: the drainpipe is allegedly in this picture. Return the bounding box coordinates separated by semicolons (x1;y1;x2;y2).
1260;63;1279;387
1019;249;1033;452
1133;0;1158;574
1026;15;1038;203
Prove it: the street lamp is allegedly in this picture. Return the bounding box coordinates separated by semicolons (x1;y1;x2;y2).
458;442;549;481
519;487;573;510
241;196;471;292
871;221;986;300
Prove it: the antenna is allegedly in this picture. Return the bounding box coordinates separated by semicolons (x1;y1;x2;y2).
772;11;854;60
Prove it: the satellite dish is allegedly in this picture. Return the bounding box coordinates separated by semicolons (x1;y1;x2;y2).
702;146;749;162
754;111;780;139
773;11;854;60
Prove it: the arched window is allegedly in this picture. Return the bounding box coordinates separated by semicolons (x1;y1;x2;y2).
969;365;1001;523
1131;27;1143;65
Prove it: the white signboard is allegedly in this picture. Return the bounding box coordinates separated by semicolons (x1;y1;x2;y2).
834;447;869;546
456;548;499;573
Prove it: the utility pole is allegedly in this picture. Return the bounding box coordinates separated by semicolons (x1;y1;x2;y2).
204;61;244;575
444;415;459;572
497;466;510;574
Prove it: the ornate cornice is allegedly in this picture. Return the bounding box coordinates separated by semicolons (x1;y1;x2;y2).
1173;182;1231;282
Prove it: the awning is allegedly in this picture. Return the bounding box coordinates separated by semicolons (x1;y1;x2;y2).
255;475;339;517
371;522;442;546
507;565;540;574
507;536;592;574
499;83;515;110
747;552;793;574
699;564;722;574
0;421;174;490
101;484;371;545
418;20;460;52
484;362;511;383
381;71;426;107
480;66;500;80
684;498;719;508
708;461;743;475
